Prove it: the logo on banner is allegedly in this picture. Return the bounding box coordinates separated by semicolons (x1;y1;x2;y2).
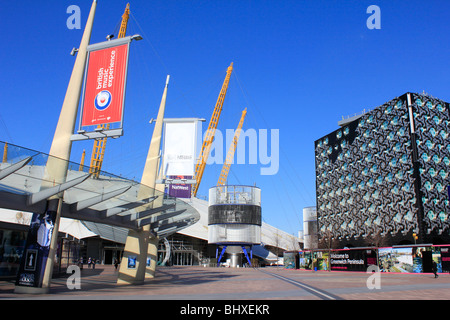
94;90;112;111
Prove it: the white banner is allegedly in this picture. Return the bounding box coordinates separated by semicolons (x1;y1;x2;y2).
162;119;201;177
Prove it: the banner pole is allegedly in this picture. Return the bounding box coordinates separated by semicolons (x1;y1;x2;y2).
14;0;97;294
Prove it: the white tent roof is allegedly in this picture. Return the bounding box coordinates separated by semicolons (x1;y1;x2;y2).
0;208;96;239
60;218;97;239
179;197;300;251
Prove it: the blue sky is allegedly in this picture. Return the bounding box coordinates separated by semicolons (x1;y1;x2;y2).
1;1;450;236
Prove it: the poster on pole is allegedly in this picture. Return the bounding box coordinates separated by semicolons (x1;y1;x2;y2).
16;211;57;288
162;120;198;177
79;37;131;131
161;119;202;198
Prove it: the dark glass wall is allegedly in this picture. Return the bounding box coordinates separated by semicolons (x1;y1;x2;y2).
0;222;27;278
208;205;261;226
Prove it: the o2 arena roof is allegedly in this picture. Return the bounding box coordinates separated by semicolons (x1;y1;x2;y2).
0;141;300;261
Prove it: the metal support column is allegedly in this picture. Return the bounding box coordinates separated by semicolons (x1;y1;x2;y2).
217;246;227;267
242;246;252;267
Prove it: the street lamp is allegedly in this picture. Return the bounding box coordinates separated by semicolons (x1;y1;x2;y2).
131;34;143;41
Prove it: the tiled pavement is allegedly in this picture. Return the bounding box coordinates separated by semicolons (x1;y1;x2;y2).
1;265;449;301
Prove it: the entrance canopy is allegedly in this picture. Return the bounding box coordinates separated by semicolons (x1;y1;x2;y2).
0;141;200;238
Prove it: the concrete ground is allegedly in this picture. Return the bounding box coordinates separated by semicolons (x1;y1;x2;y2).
1;265;449;301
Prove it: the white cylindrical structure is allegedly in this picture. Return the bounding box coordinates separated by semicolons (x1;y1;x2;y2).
208;185;261;245
303;206;318;249
208;185;261;267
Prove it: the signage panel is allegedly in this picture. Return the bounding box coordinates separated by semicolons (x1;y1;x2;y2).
162;121;198;177
440;246;450;273
330;249;377;271
16;211;57;288
167;175;192;198
80;42;130;127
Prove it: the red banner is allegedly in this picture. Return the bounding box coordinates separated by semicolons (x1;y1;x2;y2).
81;43;129;127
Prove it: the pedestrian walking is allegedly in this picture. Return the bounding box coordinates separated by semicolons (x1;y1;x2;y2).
92;258;96;269
88;257;92;269
432;260;438;278
114;258;119;271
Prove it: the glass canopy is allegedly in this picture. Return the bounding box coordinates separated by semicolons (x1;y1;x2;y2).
0;141;200;238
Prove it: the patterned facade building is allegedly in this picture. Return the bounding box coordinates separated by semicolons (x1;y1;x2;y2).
314;92;450;248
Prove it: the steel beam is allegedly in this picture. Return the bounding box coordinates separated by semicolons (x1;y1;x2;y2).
104;196;158;217
126;203;176;222
69;186;131;212
27;173;91;205
0;157;32;180
137;209;186;228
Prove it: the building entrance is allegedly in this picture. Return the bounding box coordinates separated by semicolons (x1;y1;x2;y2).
158;239;197;266
103;248;123;265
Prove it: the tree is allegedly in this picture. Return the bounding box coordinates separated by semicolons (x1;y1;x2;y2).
289;233;300;251
364;227;388;248
318;229;338;250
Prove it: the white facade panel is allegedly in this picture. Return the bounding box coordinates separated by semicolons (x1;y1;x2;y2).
208;224;261;245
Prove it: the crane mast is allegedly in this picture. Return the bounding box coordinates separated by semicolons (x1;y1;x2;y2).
89;3;130;178
191;63;233;197
217;108;246;186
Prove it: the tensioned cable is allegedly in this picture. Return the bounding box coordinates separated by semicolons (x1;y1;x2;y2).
129;11;171;76
233;69;313;233
130;12;232;118
232;70;297;230
0;113;15;144
103;12;243;183
233;69;316;206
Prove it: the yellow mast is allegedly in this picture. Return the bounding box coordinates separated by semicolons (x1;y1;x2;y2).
89;3;130;178
191;63;233;197
217;108;246;186
2;142;7;163
79;149;86;171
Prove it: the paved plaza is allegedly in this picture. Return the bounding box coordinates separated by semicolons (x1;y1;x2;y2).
1;265;449;301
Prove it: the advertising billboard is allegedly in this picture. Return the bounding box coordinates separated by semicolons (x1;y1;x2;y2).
299;246;448;273
16;211;57;288
162;120;200;177
80;38;131;128
378;247;414;272
330;249;377;271
161;119;202;198
440;246;450;272
283;252;298;269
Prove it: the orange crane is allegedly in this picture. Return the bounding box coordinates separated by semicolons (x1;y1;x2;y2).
217;108;246;186
191;63;233;197
89;3;130;178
